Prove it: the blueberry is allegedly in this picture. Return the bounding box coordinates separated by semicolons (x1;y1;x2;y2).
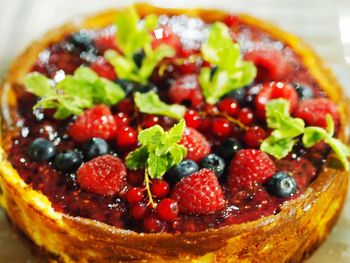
115;79;137;96
68;31;94;51
293;83;314;100
199;154;225;178
136;83;158;94
133;49;145;68
53;150;83;172
216;138;242;160
266;172;297;198
166;159;199;185
82;138;109;160
27;138;56;161
225;88;246;105
210;66;218;79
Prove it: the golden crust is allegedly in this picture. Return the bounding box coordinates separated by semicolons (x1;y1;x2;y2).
0;3;349;262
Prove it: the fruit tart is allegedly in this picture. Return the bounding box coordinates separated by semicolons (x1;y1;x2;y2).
0;3;350;262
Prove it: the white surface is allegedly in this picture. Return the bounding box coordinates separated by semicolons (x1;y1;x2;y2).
0;0;350;262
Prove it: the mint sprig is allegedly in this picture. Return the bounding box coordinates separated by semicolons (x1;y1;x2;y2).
134;91;186;120
25;67;125;119
199;22;257;104
104;7;175;84
125;119;187;178
260;99;350;170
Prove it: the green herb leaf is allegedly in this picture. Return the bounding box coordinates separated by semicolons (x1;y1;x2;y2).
302;127;327;148
261;137;298;159
199;22;257;104
125;119;187;178
134;91;186;120
24;67;125;119
105;7;175;84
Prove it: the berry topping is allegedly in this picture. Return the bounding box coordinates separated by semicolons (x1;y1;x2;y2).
255;82;298;119
130;203;150;221
228;149;276;189
126;187;144;204
27;138;56;161
168;75;204;109
199;154;226;178
114;112;130;129
238;107;254;125
171;169;225;215
53;150;83;172
218;98;239;116
151;179;170;198
166;159;199;185
179;128;211;162
143;215;166;233
293;83;314;100
127;170;144;186
243;126;267;148
115;127;138;149
294;98;340;128
68;105;116;143
90;57;116;80
141;114;160;129
76;155;127;196
225;88;246;105
266;172;297;198
82;138;109;160
156;198;179;222
68;31;94;51
212;118;232;138
114;79;136;97
152;26;181;52
216;138;243;160
184;110;201;129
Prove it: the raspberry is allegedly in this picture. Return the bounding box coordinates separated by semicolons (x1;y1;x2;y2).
114;112;130;129
244;49;292;82
180;128;211;162
170;169;225;215
68;105;116;142
228;149;276;189
255;82;298;119
77;155;127;196
294;98;340;128
90;57;116;80
168;75;204;109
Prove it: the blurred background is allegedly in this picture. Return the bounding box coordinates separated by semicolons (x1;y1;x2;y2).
0;0;349;262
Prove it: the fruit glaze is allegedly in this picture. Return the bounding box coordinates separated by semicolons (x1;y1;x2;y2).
6;7;349;234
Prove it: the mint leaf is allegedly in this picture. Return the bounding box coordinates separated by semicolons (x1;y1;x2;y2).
105;7;175;84
328;138;350;171
25;67;125;119
199;22;257;104
302;127;327;148
261;137;297;159
125;119;187;178
134;91;186;120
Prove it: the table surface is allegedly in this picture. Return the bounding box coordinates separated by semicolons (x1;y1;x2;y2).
0;0;350;262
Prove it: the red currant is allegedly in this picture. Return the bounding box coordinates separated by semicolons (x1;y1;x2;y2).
130;203;150;220
116;127;137;148
141;114;159;129
238;108;254;125
114;112;130;129
224;14;241;27
156;198;179;222
203;104;219;115
212;118;232;138
126;187;144;204
115;98;134;116
184;110;201;129
151;179;170;198
243;126;267;148
143;216;166;233
90;57;116;80
218;98;239;116
127;170;144;186
199;118;212;134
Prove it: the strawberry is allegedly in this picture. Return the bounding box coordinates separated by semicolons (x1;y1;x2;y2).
90;57;116;80
68;105;116;142
171;169;225;215
168;74;204;109
228;149;276;189
77;155;127;196
180;128;211;162
294;98;340;128
255;81;298;119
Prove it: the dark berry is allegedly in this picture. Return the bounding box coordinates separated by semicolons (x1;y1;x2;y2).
133;49;145;68
114;79;137;97
127;170;144;186
126;187;144;204
238;108;254;125
212;118;232;138
243;126;267;148
116;127;138;148
115;98;134;116
135;83;158;94
199;154;226;178
266;172;297;198
68;31;94;51
53;150;83;172
216;138;242;160
141;115;159;129
82;138;109;160
166;159;199;185
184;110;201;129
293;83;314;100
218;98;239;116
156;198;179;222
151;179;170;198
225;88;246;104
27;138;56;161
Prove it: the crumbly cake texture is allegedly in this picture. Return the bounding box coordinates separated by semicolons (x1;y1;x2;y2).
0;3;349;262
